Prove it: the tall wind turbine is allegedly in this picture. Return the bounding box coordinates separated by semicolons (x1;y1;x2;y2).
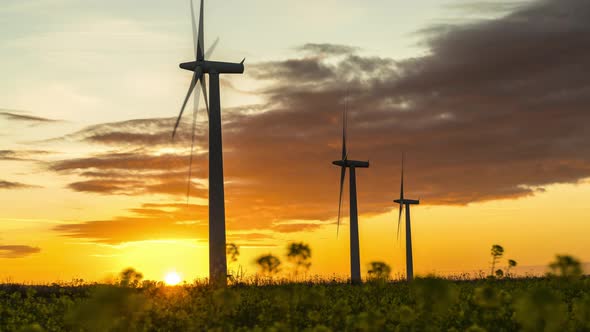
393;154;420;281
332;101;369;284
172;0;244;286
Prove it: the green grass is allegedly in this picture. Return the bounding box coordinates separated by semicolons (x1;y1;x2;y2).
1;276;589;331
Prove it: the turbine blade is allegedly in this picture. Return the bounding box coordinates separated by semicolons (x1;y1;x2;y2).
200;75;210;118
205;37;219;59
193;73;202;114
197;0;205;61
190;0;198;59
337;166;346;238
173;70;199;139
397;203;403;241
187;77;202;204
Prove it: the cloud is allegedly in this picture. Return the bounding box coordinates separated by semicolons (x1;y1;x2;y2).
53;105;261;147
297;43;359;55
59;117;185;146
0;180;40;190
444;1;526;14
272;223;328;233
0;150;51;161
54;203;208;244
51;151;208;197
49;0;590;242
53;203;278;245
0;110;60;124
227;232;274;242
249;57;337;83
0;245;41;258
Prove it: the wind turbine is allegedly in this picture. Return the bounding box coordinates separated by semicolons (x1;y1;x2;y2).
332;100;369;284
172;0;244;286
393;154;420;281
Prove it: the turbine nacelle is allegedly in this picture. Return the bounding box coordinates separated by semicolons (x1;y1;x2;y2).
394;198;420;205
179;60;245;74
332;160;370;168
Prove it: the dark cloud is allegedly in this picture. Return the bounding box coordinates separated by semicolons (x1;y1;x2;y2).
52;152;196;172
55;105;262;147
0;245;41;258
51;151;208;197
445;1;526;14
49;0;590;243
250;58;337;83
297;43;359;55
0;180;39;190
0;111;60;123
60;117;185;146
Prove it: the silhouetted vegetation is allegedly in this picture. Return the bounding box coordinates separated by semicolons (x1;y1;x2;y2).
488;244;518;279
489;244;504;277
286;242;312;277
506;259;518;277
118;268;143;288
255;254;281;276
226;243;245;282
2;272;590;331
2;252;588;331
227;243;240;265
548;254;583;279
367;261;391;281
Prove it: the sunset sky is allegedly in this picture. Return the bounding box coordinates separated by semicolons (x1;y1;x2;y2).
2;0;590;283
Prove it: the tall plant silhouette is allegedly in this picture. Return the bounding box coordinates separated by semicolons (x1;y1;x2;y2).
506;259;518;277
367;261;391;281
256;254;281;276
226;243;242;281
286;242;312;277
490;244;504;277
119;268;143;288
548;255;583;279
227;243;240;265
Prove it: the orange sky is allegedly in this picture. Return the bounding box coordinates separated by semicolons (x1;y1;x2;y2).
2;0;590;283
2;180;590;282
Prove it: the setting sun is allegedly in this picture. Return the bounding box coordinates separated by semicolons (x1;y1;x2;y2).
164;272;182;285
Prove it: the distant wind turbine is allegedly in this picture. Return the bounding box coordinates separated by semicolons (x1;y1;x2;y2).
172;0;245;286
393;153;420;281
332;99;369;284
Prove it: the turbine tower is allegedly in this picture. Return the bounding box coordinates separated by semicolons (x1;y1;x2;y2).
393;154;420;281
332;101;369;284
172;0;244;286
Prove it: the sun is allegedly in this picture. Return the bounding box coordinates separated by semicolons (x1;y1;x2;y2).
164;271;182;285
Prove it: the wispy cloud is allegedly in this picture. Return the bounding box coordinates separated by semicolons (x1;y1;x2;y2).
297;43;360;56
0;180;40;190
0;245;41;258
0;110;60;124
53;203;279;245
53;203;208;245
0;149;52;161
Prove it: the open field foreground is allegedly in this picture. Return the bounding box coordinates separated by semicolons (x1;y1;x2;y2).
1;277;589;332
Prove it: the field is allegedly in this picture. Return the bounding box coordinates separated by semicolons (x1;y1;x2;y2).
1;276;589;332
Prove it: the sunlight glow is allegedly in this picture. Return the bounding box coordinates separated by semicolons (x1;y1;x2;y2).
164;271;182;285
